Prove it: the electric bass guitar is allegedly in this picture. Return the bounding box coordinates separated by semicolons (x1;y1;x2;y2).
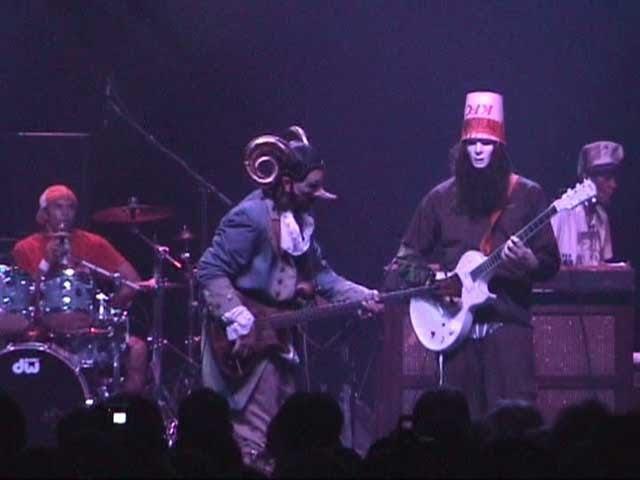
207;284;437;383
408;179;597;353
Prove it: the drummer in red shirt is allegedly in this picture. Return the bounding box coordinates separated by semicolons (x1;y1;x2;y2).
12;184;149;394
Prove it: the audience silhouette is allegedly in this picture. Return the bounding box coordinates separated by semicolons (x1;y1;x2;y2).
1;385;639;478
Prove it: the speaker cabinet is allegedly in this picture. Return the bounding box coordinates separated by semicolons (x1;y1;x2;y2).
376;280;635;435
375;303;439;436
531;304;634;422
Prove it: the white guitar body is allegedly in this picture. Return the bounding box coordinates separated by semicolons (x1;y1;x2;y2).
409;250;494;352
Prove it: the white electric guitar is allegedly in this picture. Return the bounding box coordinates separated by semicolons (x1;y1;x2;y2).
409;179;597;353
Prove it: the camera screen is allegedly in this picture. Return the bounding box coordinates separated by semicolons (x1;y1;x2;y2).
397;414;413;430
112;411;127;425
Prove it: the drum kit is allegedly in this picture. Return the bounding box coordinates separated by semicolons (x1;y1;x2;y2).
0;198;200;446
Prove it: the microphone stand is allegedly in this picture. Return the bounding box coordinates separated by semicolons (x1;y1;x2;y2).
104;76;234;441
104;75;233;245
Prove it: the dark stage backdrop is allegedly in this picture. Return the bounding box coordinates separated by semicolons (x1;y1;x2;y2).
1;0;639;409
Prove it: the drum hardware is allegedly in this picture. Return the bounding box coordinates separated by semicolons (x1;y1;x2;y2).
79;258;183;292
154;279;186;290
164;227;202;405
53;222;73;268
21;326;54;343
39;259;131;393
122;222;184;423
2;194;189;440
47;215;189;422
3;200;205;443
176;226;199;365
130;223;183;271
127;223;183;384
44;285;129;393
1;258;132;409
128;222;204;429
144;335;200;367
175;225;196;242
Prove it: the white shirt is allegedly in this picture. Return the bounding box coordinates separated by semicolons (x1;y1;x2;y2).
280;210;315;256
551;204;612;266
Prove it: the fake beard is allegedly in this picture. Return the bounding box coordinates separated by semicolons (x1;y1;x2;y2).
454;150;510;217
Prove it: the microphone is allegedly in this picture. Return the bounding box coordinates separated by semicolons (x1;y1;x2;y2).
57;222;72;267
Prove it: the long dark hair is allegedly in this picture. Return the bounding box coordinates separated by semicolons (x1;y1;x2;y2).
262;178;294;212
451;141;512;217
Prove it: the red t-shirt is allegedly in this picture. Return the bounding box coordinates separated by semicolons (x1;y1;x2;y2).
12;229;128;278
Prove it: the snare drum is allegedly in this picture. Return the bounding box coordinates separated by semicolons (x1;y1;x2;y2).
0;265;36;336
0;342;91;446
40;268;95;333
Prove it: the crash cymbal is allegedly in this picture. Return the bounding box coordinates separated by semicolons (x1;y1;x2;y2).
92;203;174;224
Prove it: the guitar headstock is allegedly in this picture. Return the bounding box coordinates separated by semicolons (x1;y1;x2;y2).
553;178;597;212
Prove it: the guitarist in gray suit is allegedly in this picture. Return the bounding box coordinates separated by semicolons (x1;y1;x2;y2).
197;126;382;469
388;92;560;419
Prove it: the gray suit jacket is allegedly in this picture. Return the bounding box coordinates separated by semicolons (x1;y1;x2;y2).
197;189;371;410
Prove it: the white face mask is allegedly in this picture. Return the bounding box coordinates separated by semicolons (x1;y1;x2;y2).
466;140;495;169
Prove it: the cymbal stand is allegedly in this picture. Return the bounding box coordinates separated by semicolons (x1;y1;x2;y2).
176;229;199;365
152;234;166;399
129;226;182;415
169;231;202;400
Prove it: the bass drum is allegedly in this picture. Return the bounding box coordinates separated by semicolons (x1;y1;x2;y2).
0;342;91;446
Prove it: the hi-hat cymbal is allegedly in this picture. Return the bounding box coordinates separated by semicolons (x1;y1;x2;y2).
92;204;174;224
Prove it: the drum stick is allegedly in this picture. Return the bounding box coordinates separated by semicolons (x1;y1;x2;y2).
78;259;142;291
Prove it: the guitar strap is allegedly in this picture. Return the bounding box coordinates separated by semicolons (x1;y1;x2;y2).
479;173;520;255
